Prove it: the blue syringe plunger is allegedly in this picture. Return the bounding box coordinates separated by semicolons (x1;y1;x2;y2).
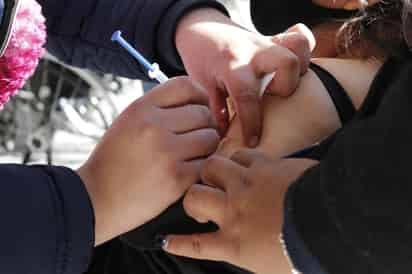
112;30;169;83
111;30;155;73
111;30;122;42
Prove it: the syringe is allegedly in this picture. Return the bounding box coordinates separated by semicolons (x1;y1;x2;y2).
111;30;169;84
111;31;275;97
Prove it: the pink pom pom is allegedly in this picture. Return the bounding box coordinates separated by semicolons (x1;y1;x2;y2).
0;0;46;109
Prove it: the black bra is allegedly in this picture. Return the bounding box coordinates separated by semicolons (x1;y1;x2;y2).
310;62;356;124
286;63;356;160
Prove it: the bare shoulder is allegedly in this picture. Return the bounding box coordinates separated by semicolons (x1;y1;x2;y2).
311;57;383;109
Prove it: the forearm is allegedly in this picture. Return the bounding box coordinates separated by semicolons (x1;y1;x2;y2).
175;7;234;73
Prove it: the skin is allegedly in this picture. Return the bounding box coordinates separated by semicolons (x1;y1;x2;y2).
215;57;381;160
80;0;384;265
77;77;220;245
164;0;388;272
164;57;383;273
311;0;382;57
174;0;379;147
176;9;314;147
312;0;380;10
74;7;314;247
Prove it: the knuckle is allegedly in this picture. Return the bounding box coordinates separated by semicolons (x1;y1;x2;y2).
228;70;258;91
228;214;243;238
196;105;214;126
283;53;300;72
240;172;252;188
228;238;241;261
166;162;186;193
173;76;201;95
221;45;237;62
201;156;218;181
170;76;192;88
183;188;205;222
205;129;220;146
231;204;245;223
139;122;159;140
232;89;258;104
200;164;210;182
204;156;220;171
230;150;243;161
293;33;310;51
184;186;200;209
191;235;203;255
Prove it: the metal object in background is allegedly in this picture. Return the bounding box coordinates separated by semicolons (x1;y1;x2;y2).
0;53;121;164
0;1;251;166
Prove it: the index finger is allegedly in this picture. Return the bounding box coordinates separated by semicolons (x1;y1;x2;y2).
149;76;210;108
271;23;315;74
225;68;262;148
163;232;230;263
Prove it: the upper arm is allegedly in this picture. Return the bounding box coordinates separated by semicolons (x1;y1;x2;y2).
216;58;381;160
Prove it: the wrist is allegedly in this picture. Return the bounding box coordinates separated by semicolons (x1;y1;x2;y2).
255;158;319;274
175;8;233;55
77;163;113;246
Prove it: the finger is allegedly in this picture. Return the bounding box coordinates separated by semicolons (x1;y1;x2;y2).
251;45;300;97
271;23;315;74
176;128;220;160
183;184;226;225
230;149;268;168
284;23;316;52
159;104;218;134
201;155;246;190
150;76;210;108
225;67;262;147
163;232;230;263
176;160;204;191
207;86;229;135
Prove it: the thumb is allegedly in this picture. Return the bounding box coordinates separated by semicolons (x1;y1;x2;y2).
162;232;230;262
284;23;316;51
271;23;316;74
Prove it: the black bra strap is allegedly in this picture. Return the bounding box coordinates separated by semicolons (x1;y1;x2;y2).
310;63;356;125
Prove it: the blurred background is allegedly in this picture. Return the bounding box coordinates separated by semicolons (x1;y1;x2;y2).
0;0;253;168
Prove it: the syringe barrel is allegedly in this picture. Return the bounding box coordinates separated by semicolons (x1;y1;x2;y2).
148;63;169;83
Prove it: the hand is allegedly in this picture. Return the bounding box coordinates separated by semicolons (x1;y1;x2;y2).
77;77;220;245
176;8;315;147
162;151;318;274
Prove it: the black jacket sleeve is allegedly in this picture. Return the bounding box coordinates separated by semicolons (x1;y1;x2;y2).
0;164;94;274
282;61;412;274
37;0;228;80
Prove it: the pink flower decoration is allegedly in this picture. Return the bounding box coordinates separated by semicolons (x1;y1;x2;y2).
0;0;46;108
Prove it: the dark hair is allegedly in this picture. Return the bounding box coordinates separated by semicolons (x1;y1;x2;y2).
337;0;412;57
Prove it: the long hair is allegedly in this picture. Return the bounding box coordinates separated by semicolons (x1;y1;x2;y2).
336;0;412;57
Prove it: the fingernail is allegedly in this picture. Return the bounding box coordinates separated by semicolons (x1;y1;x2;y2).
249;135;259;148
155;235;169;249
